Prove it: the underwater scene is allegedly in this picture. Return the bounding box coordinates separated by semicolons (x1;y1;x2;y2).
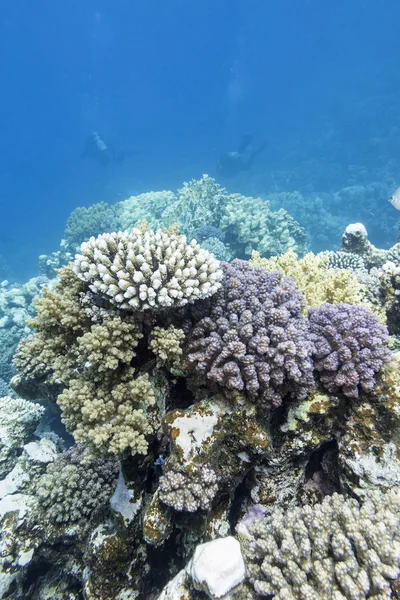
2;0;400;598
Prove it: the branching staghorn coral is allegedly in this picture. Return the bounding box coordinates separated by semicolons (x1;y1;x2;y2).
309;303;391;398
184;260;315;407
239;488;400;600
73;228;223;311
36;445;119;524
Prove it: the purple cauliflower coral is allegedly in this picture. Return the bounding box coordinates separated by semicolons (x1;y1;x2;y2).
184;260;315;406
309;303;391;398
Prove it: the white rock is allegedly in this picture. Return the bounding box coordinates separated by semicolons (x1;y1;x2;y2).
190;536;245;598
344;222;368;237
110;469;142;523
171;404;219;461
0;462;29;498
23;438;58;463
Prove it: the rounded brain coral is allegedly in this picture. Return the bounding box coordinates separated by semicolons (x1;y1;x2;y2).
309;302;391;398
73;228;223;312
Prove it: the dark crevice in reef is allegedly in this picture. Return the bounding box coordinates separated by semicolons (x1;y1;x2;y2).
304;439;341;497
228;470;256;530
139;532;187;600
16;560;84;600
167;376;195;410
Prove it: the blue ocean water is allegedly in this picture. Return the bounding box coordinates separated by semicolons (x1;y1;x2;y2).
1;0;400;280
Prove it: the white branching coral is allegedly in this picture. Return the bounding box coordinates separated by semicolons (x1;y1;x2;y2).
240;489;400;599
73;228;223;311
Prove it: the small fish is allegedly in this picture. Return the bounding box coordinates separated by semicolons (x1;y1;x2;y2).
389;188;400;210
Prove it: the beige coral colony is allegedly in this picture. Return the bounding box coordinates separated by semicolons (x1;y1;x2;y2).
1;175;400;600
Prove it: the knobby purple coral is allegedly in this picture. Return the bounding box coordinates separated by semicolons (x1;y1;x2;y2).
184;260;315;406
309;302;391;398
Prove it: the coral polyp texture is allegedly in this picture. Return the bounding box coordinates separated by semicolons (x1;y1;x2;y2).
73;228;223;311
309;303;391;398
158;465;218;512
240;489;400;600
185;260;315;406
36;445;119;524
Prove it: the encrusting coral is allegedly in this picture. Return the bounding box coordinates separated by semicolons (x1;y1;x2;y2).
73;227;223;311
309;303;391;398
239;488;400;600
184;259;315;407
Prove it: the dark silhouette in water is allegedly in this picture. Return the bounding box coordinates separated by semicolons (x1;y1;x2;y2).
217;135;267;177
81;131;127;167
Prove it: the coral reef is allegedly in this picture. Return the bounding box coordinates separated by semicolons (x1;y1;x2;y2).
36;445;119;523
0;396;44;448
116;189;176;232
323;250;366;271
4;215;400;599
73;227;223;311
251;248;369;310
220;194;307;258
184;260;315;406
195;225;225;243
158;465;218;512
198;236;233;262
38;242;74;278
64;201;118;250
239;488;400;599
0;277;49;384
309;303;391;397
